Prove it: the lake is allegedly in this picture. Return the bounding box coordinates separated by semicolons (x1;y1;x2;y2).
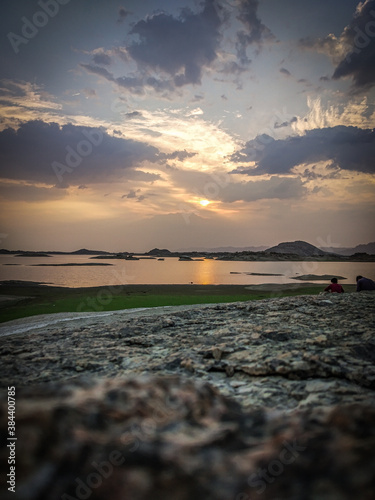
1;255;374;288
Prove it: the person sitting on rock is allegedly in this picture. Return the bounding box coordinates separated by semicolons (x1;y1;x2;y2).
324;277;344;293
356;275;375;291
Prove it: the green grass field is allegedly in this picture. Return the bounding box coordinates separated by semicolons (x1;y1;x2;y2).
0;282;356;324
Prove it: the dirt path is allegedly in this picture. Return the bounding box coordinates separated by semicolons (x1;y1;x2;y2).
0;303;220;338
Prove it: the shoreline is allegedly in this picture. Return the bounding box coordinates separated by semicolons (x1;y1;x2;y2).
1;282;352;325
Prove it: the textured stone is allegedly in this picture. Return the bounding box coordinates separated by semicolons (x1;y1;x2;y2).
0;292;375;499
1;376;375;500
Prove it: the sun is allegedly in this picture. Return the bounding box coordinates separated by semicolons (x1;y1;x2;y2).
199;199;210;207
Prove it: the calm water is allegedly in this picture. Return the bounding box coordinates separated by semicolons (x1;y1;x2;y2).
1;255;374;288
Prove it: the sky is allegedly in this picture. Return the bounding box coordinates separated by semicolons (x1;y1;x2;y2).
0;0;374;252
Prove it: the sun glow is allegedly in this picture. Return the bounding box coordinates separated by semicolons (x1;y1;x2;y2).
199;199;210;207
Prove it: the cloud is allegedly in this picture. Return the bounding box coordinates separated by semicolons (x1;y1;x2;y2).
280;67;291;76
291;96;375;134
126;0;225;87
122;189;139;199
124;111;143;119
300;0;375;91
169;167;305;202
332;0;375;90
0;120;160;187
92;52;112;66
230;126;375;175
0;182;67;203
80;64;114;81
80;0;271;92
158;150;197;162
125;170;161;182
235;0;274;64
80;64;174;95
274;117;297;129
117;7;131;23
219;176;306;202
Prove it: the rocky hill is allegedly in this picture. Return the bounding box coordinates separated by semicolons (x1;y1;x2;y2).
265;240;330;257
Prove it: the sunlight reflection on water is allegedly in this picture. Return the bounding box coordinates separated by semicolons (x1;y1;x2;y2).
1;255;374;288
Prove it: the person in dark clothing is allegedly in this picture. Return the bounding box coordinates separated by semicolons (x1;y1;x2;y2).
356;275;375;291
324;277;344;293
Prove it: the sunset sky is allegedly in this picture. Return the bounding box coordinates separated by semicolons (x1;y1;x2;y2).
0;0;374;252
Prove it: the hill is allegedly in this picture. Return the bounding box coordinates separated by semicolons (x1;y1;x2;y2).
177;245;268;252
320;242;375;256
265;240;330;257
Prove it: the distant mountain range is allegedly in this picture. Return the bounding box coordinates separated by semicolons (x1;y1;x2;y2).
176;245;269;253
319;242;375;256
0;242;374;257
0;248;111;256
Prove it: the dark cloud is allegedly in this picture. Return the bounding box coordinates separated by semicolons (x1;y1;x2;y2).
219;176;306;202
124;111;143;119
122;189;139;199
81;0;270;92
126;0;225;87
300;0;375;91
92;52;112;66
274;116;297;129
158;150;197;162
80;64;114;81
235;0;274;64
230;126;375;175
332;0;375;90
0;120;160;188
122;188;147;202
117;7;131;23
80;64;173;94
274;121;289;129
280;67;291;76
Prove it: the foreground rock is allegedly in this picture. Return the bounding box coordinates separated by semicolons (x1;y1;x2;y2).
1;376;375;500
0;293;374;499
0;293;374;411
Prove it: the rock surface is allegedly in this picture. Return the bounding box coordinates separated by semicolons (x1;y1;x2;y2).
1;293;374;411
0;292;375;499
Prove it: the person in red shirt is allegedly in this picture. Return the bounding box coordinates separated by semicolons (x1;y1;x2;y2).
324;277;344;293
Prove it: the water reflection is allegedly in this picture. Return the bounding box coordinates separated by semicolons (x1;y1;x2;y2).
0;255;374;288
